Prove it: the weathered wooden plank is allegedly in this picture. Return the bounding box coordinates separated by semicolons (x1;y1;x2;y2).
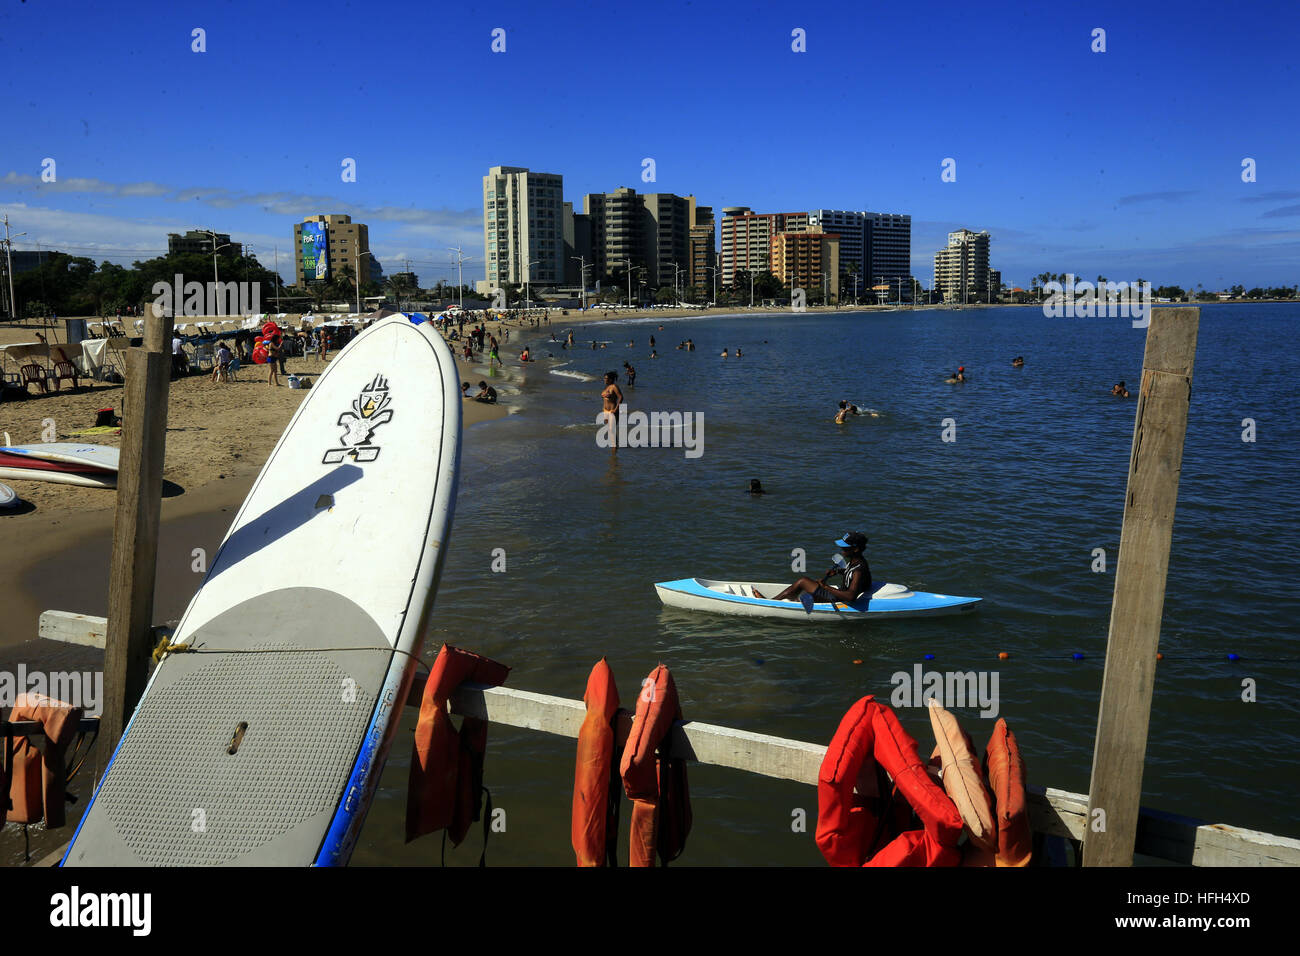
38;610;108;649
101;301;173;770
1085;307;1199;867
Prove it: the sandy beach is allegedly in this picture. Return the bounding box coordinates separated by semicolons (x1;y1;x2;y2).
0;318;509;646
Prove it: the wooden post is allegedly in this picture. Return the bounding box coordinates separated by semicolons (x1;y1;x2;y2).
99;298;172;776
1084;307;1198;866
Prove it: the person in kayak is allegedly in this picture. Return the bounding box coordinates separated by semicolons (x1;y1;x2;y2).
754;532;873;612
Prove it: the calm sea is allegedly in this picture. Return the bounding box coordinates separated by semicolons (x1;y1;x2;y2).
356;303;1300;865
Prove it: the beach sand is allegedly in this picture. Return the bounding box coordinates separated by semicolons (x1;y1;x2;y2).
0;321;507;646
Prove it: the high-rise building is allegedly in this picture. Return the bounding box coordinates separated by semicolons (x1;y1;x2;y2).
643;192;690;290
169;230;243;258
719;207;790;285
294;215;370;285
933;229;992;303
562;201;593;286
582;187;693;295
482;166;565;292
770;230;840;301
809;211;866;288
688;200;716;298
865;213;912;292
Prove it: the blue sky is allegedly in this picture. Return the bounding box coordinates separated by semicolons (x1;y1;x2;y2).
2;0;1297;288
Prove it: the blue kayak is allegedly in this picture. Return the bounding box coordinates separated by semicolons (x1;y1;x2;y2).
653;578;981;622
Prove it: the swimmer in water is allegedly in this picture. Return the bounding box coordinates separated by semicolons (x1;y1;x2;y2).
1012;356;1024;367
721;348;729;358
747;479;766;495
1111;381;1130;397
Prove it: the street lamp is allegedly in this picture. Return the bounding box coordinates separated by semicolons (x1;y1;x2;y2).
622;258;642;308
2;215;27;321
202;230;232;287
525;258;541;311
447;246;472;309
570;256;588;311
672;263;685;306
706;266;720;308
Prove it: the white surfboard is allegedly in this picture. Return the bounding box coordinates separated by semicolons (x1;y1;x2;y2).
0;467;116;489
64;315;463;866
0;443;120;472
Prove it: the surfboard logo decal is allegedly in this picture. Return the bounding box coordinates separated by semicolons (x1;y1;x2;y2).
324;374;394;463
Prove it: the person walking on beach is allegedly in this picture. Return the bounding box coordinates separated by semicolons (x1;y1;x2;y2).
601;371;623;448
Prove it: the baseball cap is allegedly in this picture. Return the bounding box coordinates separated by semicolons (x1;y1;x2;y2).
835;532;868;549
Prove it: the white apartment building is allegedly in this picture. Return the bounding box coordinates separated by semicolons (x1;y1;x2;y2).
482;166;565;292
933;228;992;303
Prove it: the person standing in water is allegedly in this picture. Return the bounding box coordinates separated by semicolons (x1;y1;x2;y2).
601;371;624;447
623;361;636;386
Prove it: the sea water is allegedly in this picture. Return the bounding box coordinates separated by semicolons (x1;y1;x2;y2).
358;304;1300;865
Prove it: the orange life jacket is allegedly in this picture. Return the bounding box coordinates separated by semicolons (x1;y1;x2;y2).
816;695;964;866
405;644;510;848
4;693;83;828
984;718;1032;866
619;664;691;866
571;658;623;866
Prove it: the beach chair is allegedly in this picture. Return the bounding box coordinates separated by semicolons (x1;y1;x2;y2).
193;346;214;371
20;363;49;394
50;360;79;391
225;357;241;381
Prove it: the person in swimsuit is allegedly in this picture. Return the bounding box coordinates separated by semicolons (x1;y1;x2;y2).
601;371;623;446
755;532;873;613
623;361;636;386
